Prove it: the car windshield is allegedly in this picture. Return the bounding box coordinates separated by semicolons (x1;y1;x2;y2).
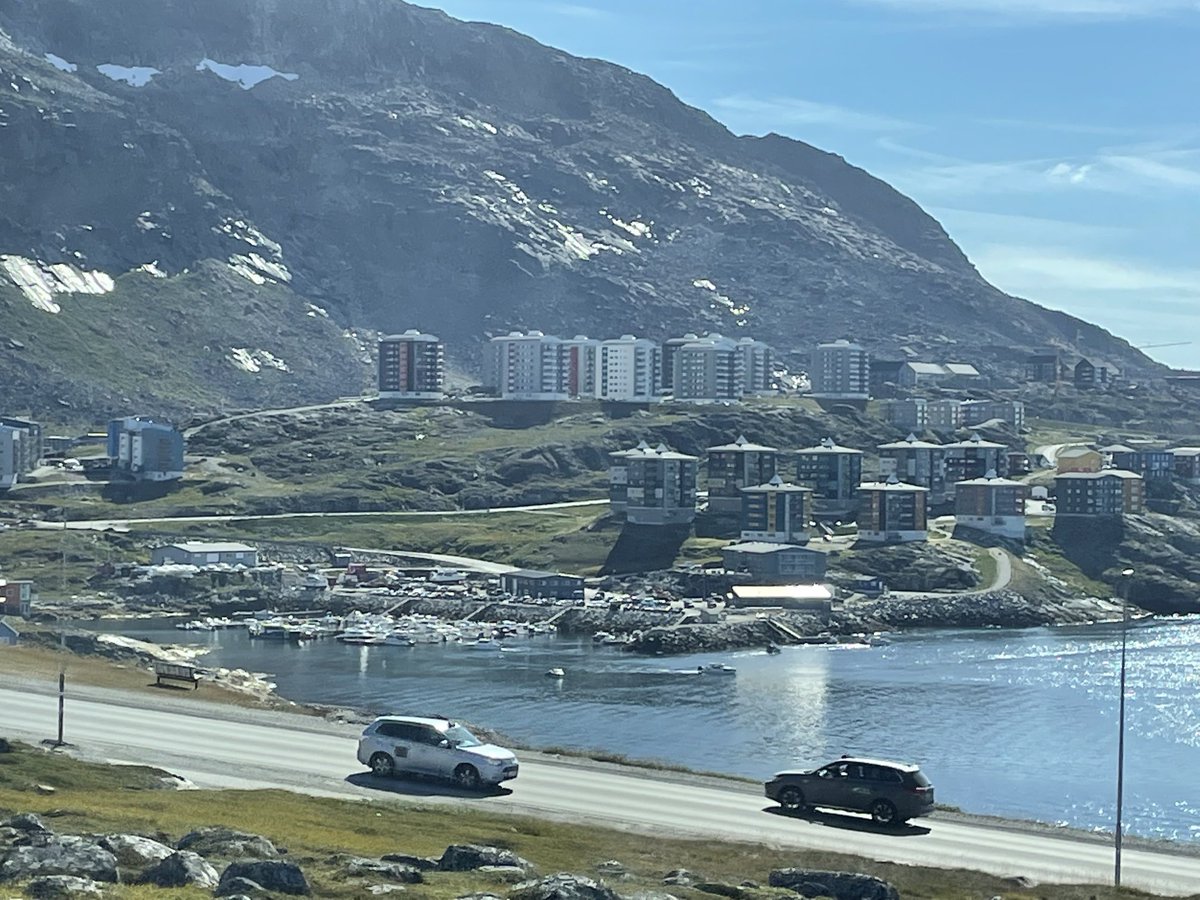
444;724;482;747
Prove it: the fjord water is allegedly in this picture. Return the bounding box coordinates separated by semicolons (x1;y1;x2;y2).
99;616;1200;842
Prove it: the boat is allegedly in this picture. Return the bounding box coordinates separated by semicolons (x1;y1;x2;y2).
592;631;612;643
545;667;565;678
467;637;502;651
698;663;737;675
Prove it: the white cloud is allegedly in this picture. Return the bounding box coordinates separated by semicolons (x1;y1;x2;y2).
855;0;1198;19
540;3;607;18
713;95;913;133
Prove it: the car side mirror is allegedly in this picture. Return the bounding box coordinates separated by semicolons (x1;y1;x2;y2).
438;738;452;749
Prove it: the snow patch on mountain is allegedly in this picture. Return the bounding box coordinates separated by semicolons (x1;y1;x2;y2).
228;347;290;373
196;58;298;89
44;53;76;73
1;254;114;313
96;64;160;86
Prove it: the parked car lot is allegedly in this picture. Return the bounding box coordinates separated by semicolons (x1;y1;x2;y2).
357;715;519;790
764;756;935;825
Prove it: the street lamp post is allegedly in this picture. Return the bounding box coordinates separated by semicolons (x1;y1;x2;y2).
1114;566;1134;888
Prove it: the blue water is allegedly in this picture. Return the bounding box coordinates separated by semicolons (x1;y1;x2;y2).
96;616;1200;842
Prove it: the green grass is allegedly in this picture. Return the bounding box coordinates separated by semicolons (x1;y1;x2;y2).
973;548;998;589
0;742;1163;899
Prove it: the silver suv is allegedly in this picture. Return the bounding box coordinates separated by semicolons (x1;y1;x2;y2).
357;715;519;790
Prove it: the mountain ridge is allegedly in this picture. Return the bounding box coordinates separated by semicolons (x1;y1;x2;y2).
0;0;1157;418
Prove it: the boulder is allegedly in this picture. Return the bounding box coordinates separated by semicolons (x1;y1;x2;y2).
769;869;900;900
663;869;700;887
594;860;627;876
0;836;118;883
456;894;505;900
510;873;621;900
0;737;11;752
136;850;220;889
177;826;278;858
478;864;530;882
695;883;744;899
25;874;105;898
5;812;51;834
345;857;425;883
0;827;20;848
99;833;175;867
380;852;440;870
218;860;311;896
438;844;533;873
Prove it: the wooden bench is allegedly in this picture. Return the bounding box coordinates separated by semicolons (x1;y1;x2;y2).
154;661;201;689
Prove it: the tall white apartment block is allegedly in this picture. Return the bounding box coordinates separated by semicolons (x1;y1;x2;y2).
810;339;870;399
596;335;660;402
562;335;600;399
484;331;568;400
737;337;773;395
673;333;742;401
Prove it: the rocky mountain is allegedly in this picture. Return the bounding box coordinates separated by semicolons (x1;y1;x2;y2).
0;0;1158;418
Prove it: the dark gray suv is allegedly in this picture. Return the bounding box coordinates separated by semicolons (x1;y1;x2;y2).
765;756;934;825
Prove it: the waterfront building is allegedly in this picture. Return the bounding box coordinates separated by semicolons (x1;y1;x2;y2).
106;417;184;482
877;434;947;503
377;330;444;399
151;542;259;567
596;335;660;402
1100;444;1174;480
810;339;870;400
0;426;21;490
720;544;827;584
607;443;645;516
483;331;568;400
562;335;600;399
857;478;929;542
706;435;779;515
1054;470;1145;517
500;569;584;600
795;437;863;520
611;442;699;525
954;473;1028;540
942;433;1008;491
740;475;812;543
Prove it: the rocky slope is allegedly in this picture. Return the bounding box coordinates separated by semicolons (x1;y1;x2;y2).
0;0;1158;418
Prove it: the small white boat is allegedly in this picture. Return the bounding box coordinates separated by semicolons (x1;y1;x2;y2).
467;637;502;651
545;667;565;678
698;663;737;675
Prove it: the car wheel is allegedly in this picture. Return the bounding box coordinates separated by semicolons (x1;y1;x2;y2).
369;752;395;778
454;764;482;790
777;786;806;810
870;799;898;825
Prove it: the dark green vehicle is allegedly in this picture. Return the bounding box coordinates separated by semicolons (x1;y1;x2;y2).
765;756;935;825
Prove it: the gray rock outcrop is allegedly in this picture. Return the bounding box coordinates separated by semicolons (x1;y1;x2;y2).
0;836;118;883
218;859;311;896
770;868;900;900
98;832;175;867
136;849;220;889
177;826;278;858
439;844;534;873
510;873;621;900
25;874;105;898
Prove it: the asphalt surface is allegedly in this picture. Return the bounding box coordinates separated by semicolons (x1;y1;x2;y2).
3;682;1199;895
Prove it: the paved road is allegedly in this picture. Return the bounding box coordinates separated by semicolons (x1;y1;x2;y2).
31;499;608;533
3;684;1198;895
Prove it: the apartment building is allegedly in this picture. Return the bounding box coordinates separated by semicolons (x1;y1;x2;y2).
739;475;812;543
737;337;773;395
927;399;965;431
706;435;780;514
0;427;20;490
961;399;1025;431
597;335;660;402
877;434;947;503
673;333;742;401
1055;470;1144;517
794;438;863;519
377;330;444;399
107;417;184;482
955;474;1028;540
610;442;699;525
1100;444;1174;480
943;433;1008;488
879;398;926;429
562;335;600;399
1173;447;1200;484
810;340;869;399
857;479;929;542
483;331;568;400
660;334;699;395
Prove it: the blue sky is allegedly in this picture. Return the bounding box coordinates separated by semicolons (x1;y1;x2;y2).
428;0;1200;369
